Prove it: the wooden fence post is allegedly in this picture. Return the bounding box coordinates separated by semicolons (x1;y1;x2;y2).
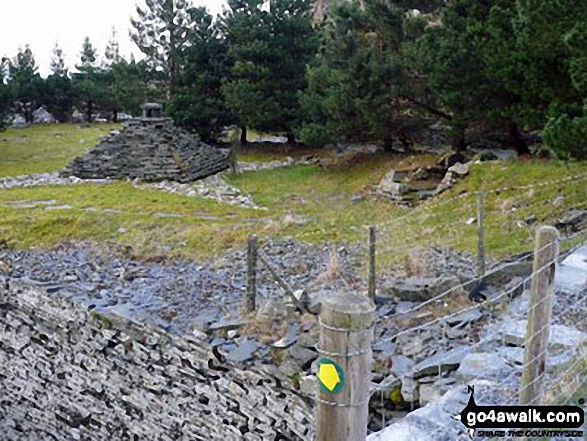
477;191;486;277
519;225;559;406
368;226;376;300
246;235;258;313
316;292;375;441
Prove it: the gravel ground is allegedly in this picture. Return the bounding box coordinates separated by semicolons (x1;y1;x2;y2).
0;240;480;335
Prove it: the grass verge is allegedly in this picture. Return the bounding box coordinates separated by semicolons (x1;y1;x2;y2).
0;123;121;177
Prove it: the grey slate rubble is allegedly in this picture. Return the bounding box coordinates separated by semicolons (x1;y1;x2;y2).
0;284;314;441
368;241;587;441
60;118;229;183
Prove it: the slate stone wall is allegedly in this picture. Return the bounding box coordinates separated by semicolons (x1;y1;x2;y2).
60;119;229;183
0;281;314;441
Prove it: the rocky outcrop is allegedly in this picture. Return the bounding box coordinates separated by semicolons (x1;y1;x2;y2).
60;119;229;183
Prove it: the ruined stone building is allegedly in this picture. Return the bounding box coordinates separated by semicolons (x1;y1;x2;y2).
61;104;229;183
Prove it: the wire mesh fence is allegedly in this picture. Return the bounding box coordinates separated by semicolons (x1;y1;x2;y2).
248;168;587;438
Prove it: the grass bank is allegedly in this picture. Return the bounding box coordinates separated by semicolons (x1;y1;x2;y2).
0;123;121;177
1;124;586;263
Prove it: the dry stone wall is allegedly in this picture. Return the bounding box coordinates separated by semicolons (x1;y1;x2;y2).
60;119;229;183
0;281;314;440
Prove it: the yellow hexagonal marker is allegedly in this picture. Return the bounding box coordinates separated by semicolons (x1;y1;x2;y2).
317;358;345;394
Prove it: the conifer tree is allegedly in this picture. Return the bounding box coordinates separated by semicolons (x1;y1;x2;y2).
50;42;67;76
130;0;193;93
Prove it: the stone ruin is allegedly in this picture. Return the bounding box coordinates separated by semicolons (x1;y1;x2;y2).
61;104;230;183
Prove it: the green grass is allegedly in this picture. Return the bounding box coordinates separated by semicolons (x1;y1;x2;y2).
0;123;121;177
0;182;267;259
1;124;587;263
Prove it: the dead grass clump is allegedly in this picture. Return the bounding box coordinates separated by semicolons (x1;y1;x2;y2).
315;247;343;284
404;248;431;277
318;150;373;171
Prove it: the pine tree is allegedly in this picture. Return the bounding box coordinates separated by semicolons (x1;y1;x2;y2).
0;81;9;130
220;0;317;144
50;42;67;76
167;7;233;141
73;38;103;122
78;36;98;71
299;0;438;148
104;28;122;68
8;46;45;123
44;73;73;122
130;0;193;93
111;59;149;117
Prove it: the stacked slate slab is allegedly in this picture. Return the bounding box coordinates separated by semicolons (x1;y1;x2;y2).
60;118;229;183
0;281;315;440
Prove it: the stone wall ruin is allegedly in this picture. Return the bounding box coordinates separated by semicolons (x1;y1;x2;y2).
60;119;230;183
0;281;314;440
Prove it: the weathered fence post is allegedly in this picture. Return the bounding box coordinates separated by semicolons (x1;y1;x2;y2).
368;226;376;300
477;191;486;277
245;235;257;313
519;225;559;406
316;292;375;441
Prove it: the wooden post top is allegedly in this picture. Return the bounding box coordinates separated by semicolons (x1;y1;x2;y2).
321;292;375;330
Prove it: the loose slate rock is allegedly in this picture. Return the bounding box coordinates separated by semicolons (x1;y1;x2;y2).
456;352;510;381
413;345;470;379
503;320;587;347
445;308;482;327
225;340;260;363
382;276;462;303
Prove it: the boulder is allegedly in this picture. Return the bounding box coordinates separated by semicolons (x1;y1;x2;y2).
481;261;533;288
400;375;419;403
475;149;517;162
279;343;318;376
367;382;492;441
419;382;444;407
391;355;414;378
445;308;482;327
33;107;56;124
412;345;470;379
72;110;85;122
447;162;469;176
555;209;587;232
225;340;260;363
299;374;316;397
503;320;587;348
11;114;27;127
455;352;510;382
438;151;466;168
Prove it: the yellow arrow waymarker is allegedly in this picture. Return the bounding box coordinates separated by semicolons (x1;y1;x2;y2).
319;363;340;391
317;358;345;394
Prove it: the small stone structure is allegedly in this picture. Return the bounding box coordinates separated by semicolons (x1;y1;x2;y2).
141;102;164;119
61;111;229;183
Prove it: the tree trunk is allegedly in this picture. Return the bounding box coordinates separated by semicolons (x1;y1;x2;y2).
383;137;394;153
451;126;466;153
85;101;94;123
240;126;247;145
507;121;531;156
286;133;296;144
113;110;118;123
